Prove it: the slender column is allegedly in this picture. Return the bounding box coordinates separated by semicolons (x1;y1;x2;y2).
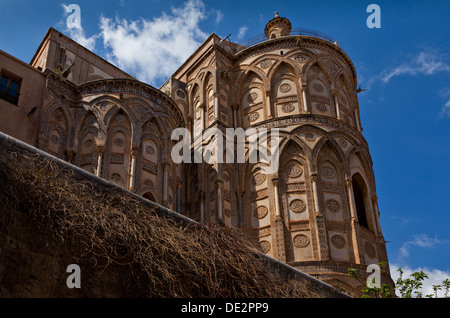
272;177;286;261
333;91;341;119
232;104;238;127
345;178;358;221
237;190;244;228
216;181;223;221
310;174;320;213
128;150;138;191
96;153;103;177
371;196;381;235
272;178;280;217
266;91;272;117
215;94;220;120
95;145;105;178
346;177;361;263
163;162;169;205
301;83;308;113
354;110;362;132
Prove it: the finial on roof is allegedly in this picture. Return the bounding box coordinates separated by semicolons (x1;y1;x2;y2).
274;11;279;18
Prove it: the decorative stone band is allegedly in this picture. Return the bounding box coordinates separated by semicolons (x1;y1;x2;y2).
252;114;368;148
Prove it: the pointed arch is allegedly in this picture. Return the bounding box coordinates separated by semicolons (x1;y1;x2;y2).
74;110;99;173
269;61;302;118
103;109;132;189
237;70;266;127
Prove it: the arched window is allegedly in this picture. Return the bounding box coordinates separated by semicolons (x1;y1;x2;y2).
352;174;371;230
142;192;156;202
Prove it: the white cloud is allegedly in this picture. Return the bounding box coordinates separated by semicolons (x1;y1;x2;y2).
215;10;224;24
99;0;208;85
363;50;450;117
390;264;450;298
379;51;450;84
398;234;442;263
66;28;98;51
237;25;248;40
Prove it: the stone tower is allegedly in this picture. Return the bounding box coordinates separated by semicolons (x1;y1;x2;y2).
166;13;394;295
15;13;395;296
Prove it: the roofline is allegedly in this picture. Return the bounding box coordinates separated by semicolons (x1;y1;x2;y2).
0;49;45;75
168;33;223;82
30;27;132;78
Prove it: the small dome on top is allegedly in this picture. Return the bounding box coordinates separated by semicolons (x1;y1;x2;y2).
264;12;292;39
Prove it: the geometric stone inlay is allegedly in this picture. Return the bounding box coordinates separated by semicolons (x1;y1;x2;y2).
330;234;346;249
326;199;340;213
293;234;310;248
364;241;376;259
321;165;335;179
258;240;271;253
286;163;303;178
290;199;306;213
254;205;268;219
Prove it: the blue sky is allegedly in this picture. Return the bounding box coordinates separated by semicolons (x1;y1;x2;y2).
1;0;450;296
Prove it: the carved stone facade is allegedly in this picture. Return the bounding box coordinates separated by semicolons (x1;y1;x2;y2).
164;14;394;296
0;14;394;297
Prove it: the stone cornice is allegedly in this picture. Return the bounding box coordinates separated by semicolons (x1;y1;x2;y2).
44;71;185;126
251;114;368;148
234;36;357;86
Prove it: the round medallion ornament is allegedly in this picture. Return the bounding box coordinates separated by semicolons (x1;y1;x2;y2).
258;240;271;253
293;234;310;248
290;199;306;213
364;241;376;259
249;112;260;122
304;132;315;142
326;199;340;213
286;163;303;178
50;135;59;144
339;139;348;148
321;165;335;179
145;145;156;155
143;179;154;188
282;103;295;113
260;59;272;69
294;55;307;63
280;83;292;93
331;234;346;249
225;209;231;217
176;89;186;99
313;83;324;93
111;173;121;182
84;139;93;148
247;92;258;103
252;173;266;186
254;206;268;219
